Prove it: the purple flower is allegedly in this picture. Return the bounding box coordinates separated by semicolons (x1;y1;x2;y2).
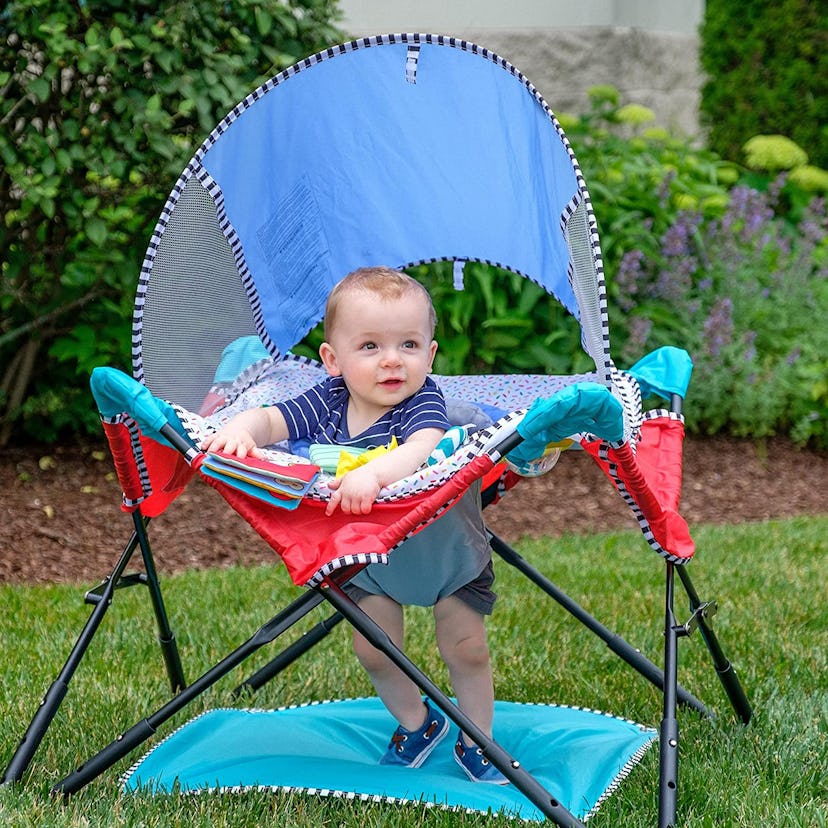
703;297;734;357
653;260;693;301
743;330;757;362
657;170;676;209
616;249;645;311
660;211;702;258
721;185;774;244
622;315;653;362
767;173;788;205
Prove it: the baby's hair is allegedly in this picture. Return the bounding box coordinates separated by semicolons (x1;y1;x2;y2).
324;266;437;339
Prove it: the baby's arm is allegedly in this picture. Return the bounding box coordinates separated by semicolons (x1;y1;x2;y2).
201;406;290;459
326;427;445;516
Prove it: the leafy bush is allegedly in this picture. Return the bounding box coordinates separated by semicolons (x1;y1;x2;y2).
567;91;828;447
699;0;828;169
612;182;827;445
3;12;826;452
0;0;343;444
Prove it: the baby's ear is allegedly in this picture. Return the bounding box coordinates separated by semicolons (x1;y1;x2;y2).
428;339;438;370
319;342;341;376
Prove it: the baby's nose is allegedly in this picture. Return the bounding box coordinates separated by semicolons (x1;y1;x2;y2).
380;347;402;365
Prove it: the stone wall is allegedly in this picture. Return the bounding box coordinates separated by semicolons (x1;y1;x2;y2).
458;27;702;137
340;25;704;138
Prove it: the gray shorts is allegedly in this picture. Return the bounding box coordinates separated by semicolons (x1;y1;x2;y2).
343;560;497;616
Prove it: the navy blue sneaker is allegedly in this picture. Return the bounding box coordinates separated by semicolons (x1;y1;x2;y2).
454;735;509;784
379;700;449;767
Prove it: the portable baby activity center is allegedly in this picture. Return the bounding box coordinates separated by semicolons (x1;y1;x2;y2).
3;35;751;826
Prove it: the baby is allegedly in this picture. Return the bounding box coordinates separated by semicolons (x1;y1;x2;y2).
203;266;506;783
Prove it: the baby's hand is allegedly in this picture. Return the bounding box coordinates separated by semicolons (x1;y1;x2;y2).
201;425;263;459
326;466;382;516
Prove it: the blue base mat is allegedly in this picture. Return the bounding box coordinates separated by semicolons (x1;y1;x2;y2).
122;698;657;821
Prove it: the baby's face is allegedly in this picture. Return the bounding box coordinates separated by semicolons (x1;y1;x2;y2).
321;290;437;418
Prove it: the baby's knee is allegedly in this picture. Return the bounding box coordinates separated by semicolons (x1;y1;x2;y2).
441;632;491;671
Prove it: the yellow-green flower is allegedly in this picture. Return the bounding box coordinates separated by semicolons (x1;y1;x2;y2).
643;127;671;143
743;135;808;171
716;165;740;185
701;193;730;216
617;104;656;126
788;164;828;192
555;112;580;133
673;193;698;211
587;85;620;107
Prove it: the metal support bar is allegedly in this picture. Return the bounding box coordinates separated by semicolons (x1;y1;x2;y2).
319;579;586;828
133;511;186;693
676;567;752;724
488;532;712;717
233;612;345;698
2;525;144;785
85;573;148;605
52;588;326;797
658;563;680;828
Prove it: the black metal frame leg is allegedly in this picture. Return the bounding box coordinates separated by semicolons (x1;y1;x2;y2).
52;588;326;797
676;566;752;724
658;563;680;828
489;531;711;717
2;511;184;786
319;578;586;828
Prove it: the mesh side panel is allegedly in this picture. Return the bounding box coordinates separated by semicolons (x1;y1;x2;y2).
140;177;258;410
565;199;609;374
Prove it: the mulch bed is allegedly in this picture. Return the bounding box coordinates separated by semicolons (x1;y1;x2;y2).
1;435;826;585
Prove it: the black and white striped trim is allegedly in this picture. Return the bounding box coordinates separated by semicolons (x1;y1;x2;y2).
192;166;276;358
643;408;684;425
100;413;154;509
610;367;644;446
405;43;420;83
308;551;390;587
133;33;611;381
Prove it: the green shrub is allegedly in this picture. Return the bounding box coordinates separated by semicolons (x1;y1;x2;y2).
614;184;827;446
568;91;827;447
699;0;828;169
0;0;343;445
3;17;826;452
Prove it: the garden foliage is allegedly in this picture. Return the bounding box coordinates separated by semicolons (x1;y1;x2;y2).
567;89;828;447
699;0;828;169
2;13;826;449
397;89;827;447
0;0;342;444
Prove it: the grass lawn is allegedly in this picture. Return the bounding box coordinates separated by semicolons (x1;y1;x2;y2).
1;516;826;827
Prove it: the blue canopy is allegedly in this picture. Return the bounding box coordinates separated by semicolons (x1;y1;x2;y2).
198;38;581;353
135;36;607;408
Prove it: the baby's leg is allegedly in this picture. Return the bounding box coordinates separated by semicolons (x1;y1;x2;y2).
351;593;428;731
433;594;494;744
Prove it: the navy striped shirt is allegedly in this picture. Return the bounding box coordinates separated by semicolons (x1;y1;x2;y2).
274;375;449;449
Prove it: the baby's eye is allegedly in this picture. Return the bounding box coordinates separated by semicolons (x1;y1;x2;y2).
401;340;418;350
360;342;378;351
